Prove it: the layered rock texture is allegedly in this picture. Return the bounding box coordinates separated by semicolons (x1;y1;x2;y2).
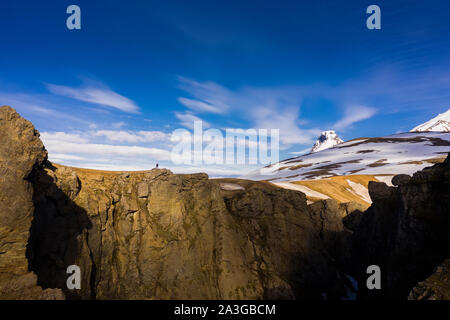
0;106;63;299
29;165;346;299
1;106;449;300
1;106;348;300
408;259;450;300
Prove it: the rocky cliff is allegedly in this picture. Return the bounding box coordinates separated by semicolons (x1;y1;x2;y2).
1;106;348;300
0;106;63;299
28;164;348;300
1;106;449;300
343;155;450;299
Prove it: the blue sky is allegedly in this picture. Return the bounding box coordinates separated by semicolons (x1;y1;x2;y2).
1;0;450;176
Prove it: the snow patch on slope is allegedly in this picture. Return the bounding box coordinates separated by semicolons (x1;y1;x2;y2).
346;179;371;204
272;182;329;199
411;109;450;132
375;175;394;187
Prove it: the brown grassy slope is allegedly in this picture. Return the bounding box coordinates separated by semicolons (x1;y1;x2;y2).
215;175;381;209
290;175;395;208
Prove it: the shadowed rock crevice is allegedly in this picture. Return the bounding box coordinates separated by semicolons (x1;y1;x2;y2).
220;183;351;299
26;162;93;299
342;154;450;299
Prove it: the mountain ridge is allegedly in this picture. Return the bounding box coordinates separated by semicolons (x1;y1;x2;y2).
310;130;344;153
411;109;450;132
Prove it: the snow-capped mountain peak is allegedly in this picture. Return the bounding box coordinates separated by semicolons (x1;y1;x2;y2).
310;130;343;153
241;131;450;182
411;109;450;132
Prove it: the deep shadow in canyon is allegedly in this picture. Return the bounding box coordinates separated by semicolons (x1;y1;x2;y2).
26;162;93;299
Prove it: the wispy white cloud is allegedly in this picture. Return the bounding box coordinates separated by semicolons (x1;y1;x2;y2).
41;132;88;144
175;111;211;129
51;153;88;161
178;77;231;113
0;92;92;125
177;97;224;114
177;77;319;147
46;83;140;114
334;105;377;130
41;132;171;160
112;121;126;129
250;104;320;147
94;130;169;143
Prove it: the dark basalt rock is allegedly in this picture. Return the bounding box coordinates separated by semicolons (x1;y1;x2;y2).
391;174;411;186
408;259;450;300
345;152;450;299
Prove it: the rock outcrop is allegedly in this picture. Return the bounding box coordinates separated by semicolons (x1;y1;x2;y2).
1;106;347;300
343;154;450;299
28;165;348;299
0;106;63;299
408;259;450;300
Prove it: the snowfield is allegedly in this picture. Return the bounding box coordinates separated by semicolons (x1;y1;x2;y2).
242;132;450;182
411;109;450;132
272;182;330;199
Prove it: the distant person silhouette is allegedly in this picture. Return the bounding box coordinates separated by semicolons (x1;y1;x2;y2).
156;163;159;168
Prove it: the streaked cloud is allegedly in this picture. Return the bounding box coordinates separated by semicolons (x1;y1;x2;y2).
46;83;140;114
175;111;210;129
334;105;377;130
177;97;224;114
41;132;171;160
0;92;92;126
94;130;169;143
177;77;230;113
112;121;126;129
41;131;88;144
177;77;319;147
250;104;320;147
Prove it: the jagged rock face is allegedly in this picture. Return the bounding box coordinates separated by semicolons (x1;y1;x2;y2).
344;154;450;299
0;106;64;299
29;166;348;299
408;259;450;300
2;106;349;300
308;200;365;260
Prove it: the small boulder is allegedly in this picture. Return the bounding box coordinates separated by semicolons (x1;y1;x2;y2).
392;174;411;186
